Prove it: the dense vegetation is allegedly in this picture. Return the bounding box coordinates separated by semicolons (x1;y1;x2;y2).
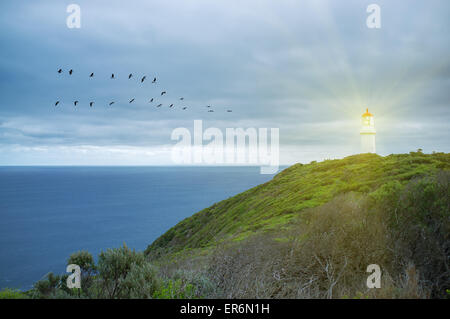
146;151;449;258
2;151;449;298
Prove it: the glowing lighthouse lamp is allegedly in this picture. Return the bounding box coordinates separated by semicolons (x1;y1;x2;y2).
360;108;376;153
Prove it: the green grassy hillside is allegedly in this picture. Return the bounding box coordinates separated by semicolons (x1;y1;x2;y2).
145;151;450;258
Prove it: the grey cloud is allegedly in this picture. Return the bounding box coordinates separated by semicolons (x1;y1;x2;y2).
0;0;449;165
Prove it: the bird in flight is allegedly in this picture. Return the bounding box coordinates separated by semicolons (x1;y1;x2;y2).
149;98;154;103
179;97;184;100
55;101;60;106
161;91;166;96
152;77;157;83
89;72;94;78
206;105;211;108
182;107;187;110
69;69;73;75
74;101;79;106
141;76;146;83
109;102;115;106
128;73;133;79
111;73;115;79
169;104;174;108
129;98;135;103
57;68;62;74
157;104;162;107
227;110;232;112
90;102;94;107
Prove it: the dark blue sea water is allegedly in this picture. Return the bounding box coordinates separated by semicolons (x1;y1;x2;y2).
0;166;276;290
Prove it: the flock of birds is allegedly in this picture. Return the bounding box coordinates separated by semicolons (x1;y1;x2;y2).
54;68;232;113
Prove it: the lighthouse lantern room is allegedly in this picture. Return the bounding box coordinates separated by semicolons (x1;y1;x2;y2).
360;108;376;153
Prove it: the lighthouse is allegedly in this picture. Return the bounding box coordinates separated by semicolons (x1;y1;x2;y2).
360;108;376;153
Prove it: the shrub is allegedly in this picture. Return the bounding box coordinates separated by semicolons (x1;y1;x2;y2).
32;273;70;299
95;243;146;298
207;234;289;298
121;263;161;298
67;250;96;296
205;174;449;299
281;193;389;298
384;171;450;298
67;250;96;275
153;279;196;299
168;269;218;298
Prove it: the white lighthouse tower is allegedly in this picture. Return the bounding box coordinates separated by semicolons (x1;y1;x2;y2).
360;108;376;153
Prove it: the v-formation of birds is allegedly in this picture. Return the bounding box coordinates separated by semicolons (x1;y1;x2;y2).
54;68;233;113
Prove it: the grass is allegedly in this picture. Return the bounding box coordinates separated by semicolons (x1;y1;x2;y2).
145;151;450;259
0;288;27;299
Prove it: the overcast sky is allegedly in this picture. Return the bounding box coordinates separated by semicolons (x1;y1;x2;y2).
0;0;449;166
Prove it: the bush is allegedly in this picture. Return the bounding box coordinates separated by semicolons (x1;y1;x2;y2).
153;279;196;299
67;250;96;296
384;171;450;298
207;233;290;298
68;250;96;275
32;273;70;299
121;263;161;298
205;172;449;299
95;243;145;298
283;193;389;298
165;269;218;298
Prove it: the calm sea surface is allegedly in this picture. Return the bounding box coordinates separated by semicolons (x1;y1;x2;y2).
0;166;277;290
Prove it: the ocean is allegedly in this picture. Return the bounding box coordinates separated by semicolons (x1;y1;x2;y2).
0;166;277;290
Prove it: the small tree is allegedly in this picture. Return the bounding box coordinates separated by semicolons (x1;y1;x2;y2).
121;263;161;298
33;273;65;298
96;243;145;298
67;250;96;296
68;250;96;274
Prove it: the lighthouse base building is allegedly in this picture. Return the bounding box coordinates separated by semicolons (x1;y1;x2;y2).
360;108;376;154
360;133;376;153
